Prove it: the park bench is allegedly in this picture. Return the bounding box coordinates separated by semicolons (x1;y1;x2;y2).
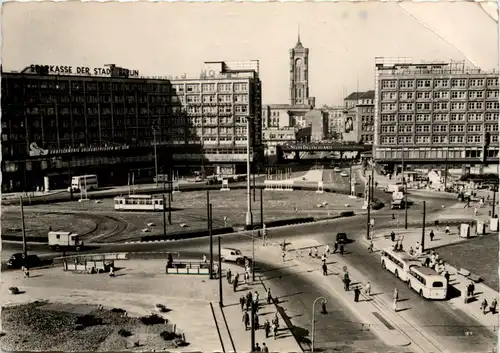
457;268;470;277
457;268;482;283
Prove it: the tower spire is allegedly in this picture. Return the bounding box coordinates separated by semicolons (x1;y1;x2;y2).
297;24;301;44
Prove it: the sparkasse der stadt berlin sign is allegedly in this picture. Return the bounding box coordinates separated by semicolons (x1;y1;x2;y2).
28;64;140;77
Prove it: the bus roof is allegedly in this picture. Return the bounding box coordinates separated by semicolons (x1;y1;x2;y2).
114;194;161;199
383;248;420;262
409;265;443;278
73;174;97;178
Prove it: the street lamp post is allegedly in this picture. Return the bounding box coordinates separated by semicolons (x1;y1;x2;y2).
20;196;27;259
421;200;426;253
366;175;371;240
311;297;327;352
402;145;408;229
245;117;254;230
153;125;159;187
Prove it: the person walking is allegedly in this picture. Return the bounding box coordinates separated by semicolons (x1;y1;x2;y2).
344;276;351;291
365;282;371;296
481;299;489;315
430;230;435;242
262;343;269;353
264;319;271;338
254;291;260;305
393;288;399;302
368;240;373;253
227;268;232;284
240;296;246;311
273;323;278;340
490;298;497;314
282;250;286;262
267;288;273;304
254;343;261;352
243;311;250;330
272;313;279;329
354;287;361;302
333;241;338;254
203;254;207;264
339;244;344;256
392;297;398;312
322;263;328;276
233;276;238;292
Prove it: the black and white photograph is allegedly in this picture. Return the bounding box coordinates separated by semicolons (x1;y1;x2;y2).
0;1;498;352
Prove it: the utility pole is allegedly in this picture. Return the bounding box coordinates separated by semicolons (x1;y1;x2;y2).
444;148;449;192
20;196;27;259
260;187;264;229
253;168;256;202
371;167;374;202
245;117;253;230
366;175;371;240
162;194;167;236
421;201;426;253
209;203;213;280
404;190;408;230
492;189;496;217
168;188;172;225
153;125;159;187
218;236;223;307
250;301;256;352
68;158;74;201
252;230;256;282
349;161;352;190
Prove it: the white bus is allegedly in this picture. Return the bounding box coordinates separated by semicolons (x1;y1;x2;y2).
407;266;448;300
70;175;98;192
114;194;165;211
380;248;421;282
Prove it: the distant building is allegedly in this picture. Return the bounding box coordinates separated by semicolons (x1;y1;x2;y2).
342;91;375;144
262;127;296;158
374;57;499;166
321;105;344;140
262;32;317;156
1;61;263;192
304;109;329;142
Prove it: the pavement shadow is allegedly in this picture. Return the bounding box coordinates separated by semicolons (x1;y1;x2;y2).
278;292;303;300
396;307;411;313
447;286;462;300
259;264;298;273
289;325;311;346
398;298;410;303
28;274;43;278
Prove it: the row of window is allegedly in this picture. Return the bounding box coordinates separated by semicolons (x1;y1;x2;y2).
382;90;498;101
381;78;499;89
380;134;498;145
381;112;498;123
7;79;250;94
382;124;498;134
374;148;498;160
381;101;499;112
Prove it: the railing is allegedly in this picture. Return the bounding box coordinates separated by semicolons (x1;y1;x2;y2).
166;261;210;275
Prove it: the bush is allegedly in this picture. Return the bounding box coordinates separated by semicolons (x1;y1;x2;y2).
118;328;132;337
111;308;126;314
75;314;103;327
140;313;166;325
160;330;177;341
8;287;19;295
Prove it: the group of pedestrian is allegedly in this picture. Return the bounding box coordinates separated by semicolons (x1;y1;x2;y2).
252;342;269;352
480;298;498;315
240;288;280;344
21;266;30;278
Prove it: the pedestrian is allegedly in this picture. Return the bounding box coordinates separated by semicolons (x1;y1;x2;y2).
282;250;286;262
262;343;269;353
344;277;351;291
415;242;420;254
264;319;270;338
368;240;373;252
227;268;232;284
308;247;312;257
243;311;250;330
254;291;260;304
365;282;371;296
390;231;395;242
203;254;207;264
333;242;338;253
481;299;489;315
325;244;330;256
409;247;415;256
233;278;238;292
255;343;261;352
393;288;399;302
254;313;260;329
272;313;279;328
267;288;272;304
430;230;434;241
273;323;278;339
321;254;326;264
240;296;246;311
354;287;361;302
470;281;475;297
339;244;344;256
392;297;398;312
490;298;497;314
322;263;327;276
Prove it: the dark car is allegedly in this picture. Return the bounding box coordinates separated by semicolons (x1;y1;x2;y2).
6;253;42;269
336;233;348;244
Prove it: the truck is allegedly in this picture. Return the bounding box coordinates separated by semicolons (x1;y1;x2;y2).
385;183;405;194
48;231;84;251
391;199;406;209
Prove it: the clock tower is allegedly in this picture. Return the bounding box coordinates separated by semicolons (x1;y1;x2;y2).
289;30;311;106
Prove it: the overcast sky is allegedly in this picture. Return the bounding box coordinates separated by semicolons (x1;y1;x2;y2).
2;1;498;106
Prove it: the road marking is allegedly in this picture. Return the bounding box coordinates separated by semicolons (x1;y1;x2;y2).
372;312;395;330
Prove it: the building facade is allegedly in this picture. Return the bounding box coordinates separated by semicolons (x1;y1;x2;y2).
262;127;296;158
321;105;344;140
304;109;328;141
373;58;499;166
342;91;375;144
1;61;263;192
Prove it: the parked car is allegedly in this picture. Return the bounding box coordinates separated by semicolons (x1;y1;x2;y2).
336;233;348;244
6;253;42;269
334;167;342;172
220;248;244;263
340;172;349;177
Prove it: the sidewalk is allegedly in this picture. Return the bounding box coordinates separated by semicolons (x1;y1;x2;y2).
366;228;499;334
217;262;303;353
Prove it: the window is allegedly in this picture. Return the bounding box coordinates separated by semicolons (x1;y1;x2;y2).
398;114;413;122
398;125;413;133
398;135;413;144
450;125;465;132
485;124;499;132
382;80;397;89
433;114;448;122
381;136;395;144
187;95;201;103
467;135;481;144
451;79;466;87
234;83;248;92
433;125;447;132
486;113;499;121
399;103;413;111
434;79;449;88
433;91;449;99
186;84;200;93
399;80;415;89
433;135;447;143
202;83;215;92
486;78;499;87
486;102;500;110
416;80;432;88
381;114;396;123
468;102;483;110
487;90;499;99
468;113;483;121
467;124;482;132
416;103;431;110
399;92;414;100
451;91;466;99
382;126;396;133
469;91;484;99
382;92;397;100
451;102;466;110
416;136;430;144
451;113;465;121
433;102;448;111
469;79;485;87
416;114;431;122
382;103;396;112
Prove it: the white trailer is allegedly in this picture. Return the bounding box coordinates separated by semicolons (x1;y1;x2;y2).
48;231;84;251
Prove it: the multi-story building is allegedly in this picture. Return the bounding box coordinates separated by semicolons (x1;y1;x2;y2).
262;127;296;158
373;58;499;167
304;109;329;141
342;91;375;143
1;61;263;192
321;105;344;140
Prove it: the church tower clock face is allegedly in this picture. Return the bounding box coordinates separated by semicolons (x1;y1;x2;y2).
295;58;303;82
